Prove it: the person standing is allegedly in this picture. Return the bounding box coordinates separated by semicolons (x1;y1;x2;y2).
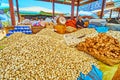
76;16;86;29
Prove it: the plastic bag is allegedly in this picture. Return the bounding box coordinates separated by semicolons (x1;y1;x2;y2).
77;65;103;80
98;61;119;80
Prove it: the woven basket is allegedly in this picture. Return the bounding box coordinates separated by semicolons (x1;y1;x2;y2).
4;26;14;34
31;26;44;34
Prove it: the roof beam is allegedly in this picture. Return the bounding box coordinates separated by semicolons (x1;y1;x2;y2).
36;0;97;6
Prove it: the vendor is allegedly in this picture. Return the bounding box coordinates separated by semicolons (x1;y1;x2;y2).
76;16;86;29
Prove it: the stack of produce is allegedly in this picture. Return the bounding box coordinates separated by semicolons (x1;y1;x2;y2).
0;31;98;80
66;26;77;33
21;19;31;25
77;33;120;66
65;19;77;33
45;22;54;29
54;16;66;34
65;19;76;28
0;33;26;47
64;28;98;47
36;28;64;41
106;30;120;42
31;20;41;27
57;16;66;25
40;21;46;27
70;28;97;37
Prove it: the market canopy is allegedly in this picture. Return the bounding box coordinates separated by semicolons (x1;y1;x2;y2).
79;0;120;12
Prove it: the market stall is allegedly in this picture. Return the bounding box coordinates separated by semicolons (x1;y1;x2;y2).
0;0;120;80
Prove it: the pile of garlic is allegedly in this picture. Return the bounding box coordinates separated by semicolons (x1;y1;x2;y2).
106;30;120;42
64;28;98;47
0;33;26;47
0;32;97;80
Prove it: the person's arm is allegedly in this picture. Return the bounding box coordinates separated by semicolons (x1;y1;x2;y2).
77;25;83;28
76;21;83;29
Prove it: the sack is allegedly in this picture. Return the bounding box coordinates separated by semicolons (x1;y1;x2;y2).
77;65;103;80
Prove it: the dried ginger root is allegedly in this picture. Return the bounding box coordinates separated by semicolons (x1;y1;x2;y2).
77;33;120;66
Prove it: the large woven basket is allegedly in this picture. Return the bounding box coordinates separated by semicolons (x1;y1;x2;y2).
31;26;44;34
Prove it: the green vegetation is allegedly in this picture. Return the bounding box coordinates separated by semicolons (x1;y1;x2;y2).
2;21;10;27
3;8;9;13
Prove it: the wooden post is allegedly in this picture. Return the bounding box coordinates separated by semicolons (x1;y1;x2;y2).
118;10;120;18
109;9;112;19
9;0;16;26
52;0;55;18
16;0;20;23
76;0;80;18
100;0;106;19
71;0;75;19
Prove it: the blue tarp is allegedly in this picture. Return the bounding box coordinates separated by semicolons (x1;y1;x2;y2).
79;0;120;11
79;0;103;11
77;65;103;80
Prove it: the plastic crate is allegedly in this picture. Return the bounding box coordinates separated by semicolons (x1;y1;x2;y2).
9;30;14;33
95;27;109;33
7;26;32;35
6;33;12;37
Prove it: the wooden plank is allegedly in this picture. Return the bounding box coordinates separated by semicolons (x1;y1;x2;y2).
118;10;120;18
52;0;55;18
109;9;112;19
76;0;80;17
16;0;20;23
71;0;75;19
100;0;106;19
9;0;16;26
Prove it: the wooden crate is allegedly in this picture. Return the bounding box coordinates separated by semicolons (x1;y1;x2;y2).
31;26;44;34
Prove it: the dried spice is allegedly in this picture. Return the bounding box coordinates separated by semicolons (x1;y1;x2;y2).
77;33;120;66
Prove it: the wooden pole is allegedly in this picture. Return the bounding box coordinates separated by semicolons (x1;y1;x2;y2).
76;0;80;18
118;10;120;18
100;0;106;19
52;0;55;18
109;9;112;19
9;0;16;26
71;0;75;19
16;0;20;23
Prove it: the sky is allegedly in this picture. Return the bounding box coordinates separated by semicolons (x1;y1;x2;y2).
0;0;119;18
1;0;74;14
1;0;120;13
